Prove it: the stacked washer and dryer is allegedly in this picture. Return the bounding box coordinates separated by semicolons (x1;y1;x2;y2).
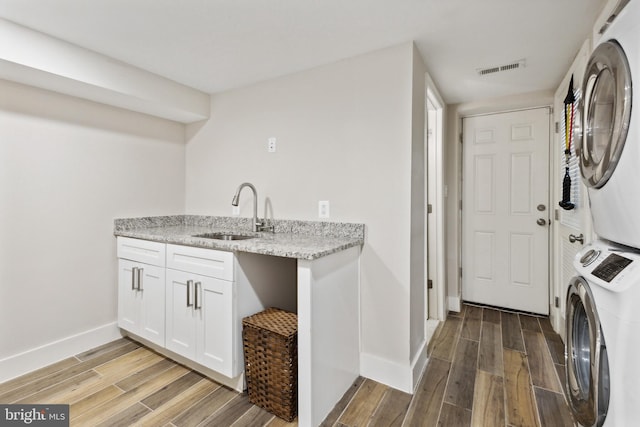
565;0;640;426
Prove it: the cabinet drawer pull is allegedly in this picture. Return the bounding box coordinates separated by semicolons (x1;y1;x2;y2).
195;282;202;310
187;280;193;307
131;267;137;290
137;267;144;290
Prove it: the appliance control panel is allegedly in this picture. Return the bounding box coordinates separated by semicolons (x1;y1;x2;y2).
574;240;640;290
591;253;633;282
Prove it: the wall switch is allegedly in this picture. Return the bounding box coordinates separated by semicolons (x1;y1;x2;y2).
268;137;277;153
318;200;330;218
232;205;240;216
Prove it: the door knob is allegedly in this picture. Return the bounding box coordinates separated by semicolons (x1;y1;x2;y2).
536;218;547;226
569;233;584;244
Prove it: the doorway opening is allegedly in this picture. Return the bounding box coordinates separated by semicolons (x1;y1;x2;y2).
425;88;445;330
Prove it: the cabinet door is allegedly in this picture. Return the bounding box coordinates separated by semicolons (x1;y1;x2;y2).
165;269;198;359
118;259;165;346
197;277;235;377
118;259;141;333
138;264;165;346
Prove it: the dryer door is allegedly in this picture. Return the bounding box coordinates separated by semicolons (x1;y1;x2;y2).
580;40;632;188
566;276;610;427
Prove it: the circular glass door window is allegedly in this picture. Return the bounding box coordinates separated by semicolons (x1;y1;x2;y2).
566;278;610;427
580;40;632;188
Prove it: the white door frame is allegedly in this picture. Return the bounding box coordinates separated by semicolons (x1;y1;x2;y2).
425;80;446;322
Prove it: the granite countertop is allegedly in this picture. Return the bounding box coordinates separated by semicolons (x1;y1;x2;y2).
114;215;365;260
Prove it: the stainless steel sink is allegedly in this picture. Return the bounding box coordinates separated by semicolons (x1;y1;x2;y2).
192;232;256;241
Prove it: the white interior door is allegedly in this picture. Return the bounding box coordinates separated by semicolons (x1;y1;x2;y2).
462;108;551;314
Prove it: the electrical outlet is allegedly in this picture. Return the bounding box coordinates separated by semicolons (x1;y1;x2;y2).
318;200;330;218
268;137;277;153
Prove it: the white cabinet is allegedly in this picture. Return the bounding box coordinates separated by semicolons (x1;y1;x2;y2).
165;244;238;377
117;237;166;347
116;237;295;386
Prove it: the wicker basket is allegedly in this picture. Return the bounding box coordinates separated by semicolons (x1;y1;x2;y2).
242;307;298;421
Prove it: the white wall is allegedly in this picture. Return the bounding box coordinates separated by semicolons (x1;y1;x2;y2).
0;79;185;379
185;43;425;391
409;45;426;364
0;41;440;392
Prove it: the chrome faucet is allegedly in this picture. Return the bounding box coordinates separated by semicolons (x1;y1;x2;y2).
231;182;267;232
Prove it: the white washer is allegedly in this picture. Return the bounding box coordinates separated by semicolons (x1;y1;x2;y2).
579;0;640;248
566;239;640;426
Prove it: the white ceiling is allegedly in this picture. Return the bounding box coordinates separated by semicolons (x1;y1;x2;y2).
0;0;605;104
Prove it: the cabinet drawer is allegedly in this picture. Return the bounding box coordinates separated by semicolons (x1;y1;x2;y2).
117;237;166;267
166;244;234;281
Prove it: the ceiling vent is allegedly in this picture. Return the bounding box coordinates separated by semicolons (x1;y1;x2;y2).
477;59;526;76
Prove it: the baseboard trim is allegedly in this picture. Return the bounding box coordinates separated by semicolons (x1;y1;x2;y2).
410;340;428;393
448;296;461;313
360;352;413;393
0;322;121;383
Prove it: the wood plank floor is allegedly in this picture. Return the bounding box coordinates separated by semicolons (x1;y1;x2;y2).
322;304;575;427
0;304;574;426
0;339;296;427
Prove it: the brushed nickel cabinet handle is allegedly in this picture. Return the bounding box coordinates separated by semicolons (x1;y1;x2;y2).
137;268;143;290
195;282;202;310
131;267;137;290
187;280;193;307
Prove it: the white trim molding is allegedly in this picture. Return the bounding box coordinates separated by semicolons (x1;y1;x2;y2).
360;352;413;393
448;296;461;313
0;322;121;383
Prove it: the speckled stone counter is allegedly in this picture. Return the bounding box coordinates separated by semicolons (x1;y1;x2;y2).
115;214;363;425
113;215;364;260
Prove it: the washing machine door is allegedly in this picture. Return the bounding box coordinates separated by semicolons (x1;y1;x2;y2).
580;40;632;188
566;276;610;427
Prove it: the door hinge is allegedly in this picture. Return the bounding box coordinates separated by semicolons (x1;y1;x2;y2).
459;200;462;210
459;133;463;144
427;279;433;289
555;296;560;308
427;204;433;214
554;121;560;134
459;267;463;278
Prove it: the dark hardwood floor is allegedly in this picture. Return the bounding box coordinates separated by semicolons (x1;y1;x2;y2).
0;304;573;426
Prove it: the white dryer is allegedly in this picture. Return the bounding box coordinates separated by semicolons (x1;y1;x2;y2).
566;239;640;426
579;0;640;248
